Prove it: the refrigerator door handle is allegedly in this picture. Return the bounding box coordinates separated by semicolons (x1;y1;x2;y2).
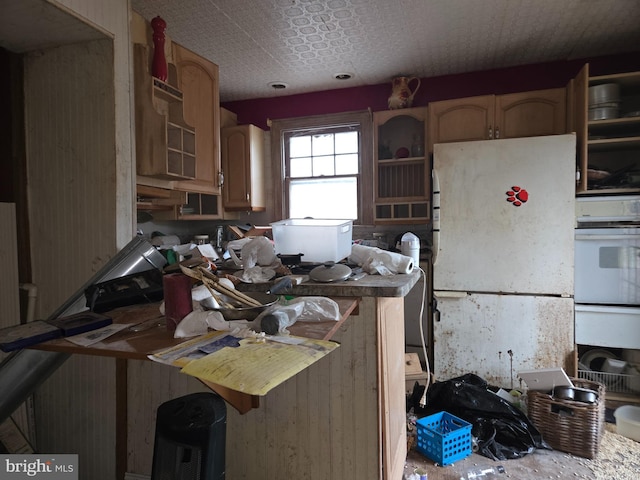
433;290;469;322
433;296;440;322
433;290;468;298
432;168;440;265
432;291;468;322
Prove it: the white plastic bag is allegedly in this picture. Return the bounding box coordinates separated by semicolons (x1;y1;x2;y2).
287;297;340;322
253;302;305;335
241;236;277;268
250;296;340;335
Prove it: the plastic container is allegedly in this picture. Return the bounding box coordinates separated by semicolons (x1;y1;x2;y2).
416;411;472;466
614;405;640;442
603;358;627;374
271;219;353;264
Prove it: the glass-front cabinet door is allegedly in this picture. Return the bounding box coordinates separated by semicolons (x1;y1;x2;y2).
374;107;430;224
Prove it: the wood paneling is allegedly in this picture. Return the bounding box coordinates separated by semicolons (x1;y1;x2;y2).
36;355;117;479
0;203;20;340
125;299;383;479
377;297;407;480
17;2;133;479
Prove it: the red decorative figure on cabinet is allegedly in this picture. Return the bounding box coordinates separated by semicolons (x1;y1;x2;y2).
151;16;168;82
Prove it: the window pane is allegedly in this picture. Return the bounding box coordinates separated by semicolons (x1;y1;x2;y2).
290;157;312;177
335;153;358;175
312;134;334;156
290;136;311;157
289;177;357;219
312;155;335;176
335;131;358;154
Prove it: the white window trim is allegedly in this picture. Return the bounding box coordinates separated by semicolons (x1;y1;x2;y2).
270;110;373;224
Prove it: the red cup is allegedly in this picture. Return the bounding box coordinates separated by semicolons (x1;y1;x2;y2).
162;273;193;330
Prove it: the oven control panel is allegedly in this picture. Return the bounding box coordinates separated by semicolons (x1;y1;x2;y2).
576;195;640;225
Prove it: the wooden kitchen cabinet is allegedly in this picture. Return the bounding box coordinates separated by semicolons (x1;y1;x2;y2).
136;184;223;220
136;184;186;212
171;43;222;195
428;88;567;151
570;64;640;194
134;44;196;180
428;95;494;146
221;124;266;211
374;107;430;224
148;190;242;220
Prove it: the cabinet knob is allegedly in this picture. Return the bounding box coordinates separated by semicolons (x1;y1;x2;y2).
488;125;493;139
218;170;224;188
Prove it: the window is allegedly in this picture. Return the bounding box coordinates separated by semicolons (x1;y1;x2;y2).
271;111;373;224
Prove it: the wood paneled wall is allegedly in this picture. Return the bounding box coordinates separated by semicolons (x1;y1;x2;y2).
125;299;380;479
19;1;133;479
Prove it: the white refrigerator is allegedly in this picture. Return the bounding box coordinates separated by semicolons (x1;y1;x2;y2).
432;134;576;389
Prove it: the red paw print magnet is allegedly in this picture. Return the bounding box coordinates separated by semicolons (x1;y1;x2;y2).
506;186;528;207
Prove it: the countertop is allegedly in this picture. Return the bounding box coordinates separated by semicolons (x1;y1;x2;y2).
237;269;422;298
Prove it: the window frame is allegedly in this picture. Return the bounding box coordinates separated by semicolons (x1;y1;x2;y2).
270;110;373;225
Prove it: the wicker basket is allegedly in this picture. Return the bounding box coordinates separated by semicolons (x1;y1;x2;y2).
526;378;605;459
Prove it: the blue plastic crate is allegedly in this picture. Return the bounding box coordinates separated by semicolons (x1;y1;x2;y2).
416;411;472;466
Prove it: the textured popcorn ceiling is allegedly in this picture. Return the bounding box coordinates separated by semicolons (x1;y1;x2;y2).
131;0;640;102
2;0;639;102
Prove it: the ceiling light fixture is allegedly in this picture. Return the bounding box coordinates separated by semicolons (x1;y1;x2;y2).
268;82;288;90
334;73;353;80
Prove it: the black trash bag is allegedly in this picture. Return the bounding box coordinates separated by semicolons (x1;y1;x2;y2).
411;373;550;461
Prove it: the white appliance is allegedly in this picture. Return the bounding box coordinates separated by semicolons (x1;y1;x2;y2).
432;134;576;388
574;195;640;350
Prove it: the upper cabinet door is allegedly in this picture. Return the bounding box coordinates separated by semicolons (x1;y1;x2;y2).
495;88;567;139
221;125;266;212
569;64;589;193
428;95;494;150
172;43;222;195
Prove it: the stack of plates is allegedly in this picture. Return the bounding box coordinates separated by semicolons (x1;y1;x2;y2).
588;83;620;120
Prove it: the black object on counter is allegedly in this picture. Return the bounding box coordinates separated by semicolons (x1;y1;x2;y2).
85;268;164;313
277;253;304;266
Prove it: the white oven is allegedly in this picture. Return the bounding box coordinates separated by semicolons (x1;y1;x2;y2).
574;226;640;305
575;196;640;348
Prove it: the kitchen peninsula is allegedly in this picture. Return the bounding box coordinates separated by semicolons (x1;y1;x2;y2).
35;269;420;479
232;271;420;480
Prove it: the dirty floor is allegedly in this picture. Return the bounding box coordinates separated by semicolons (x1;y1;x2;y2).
404;423;640;480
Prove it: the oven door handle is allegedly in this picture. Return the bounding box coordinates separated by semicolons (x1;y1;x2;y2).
575;233;640;241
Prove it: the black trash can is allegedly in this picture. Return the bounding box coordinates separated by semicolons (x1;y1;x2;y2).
151;392;226;480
